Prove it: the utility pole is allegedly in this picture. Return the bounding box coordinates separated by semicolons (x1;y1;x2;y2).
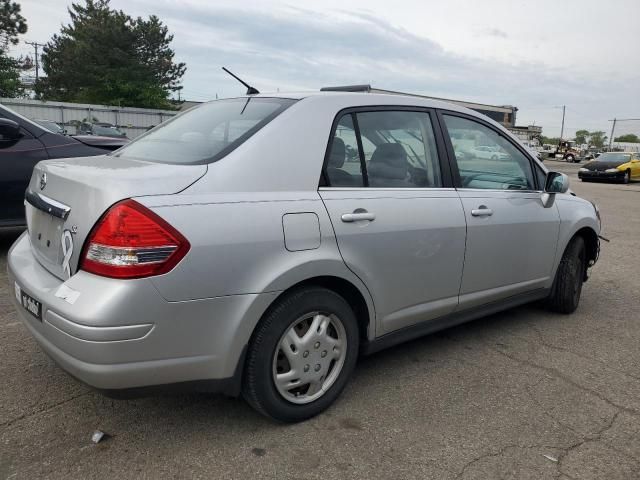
608;118;616;150
25;41;45;84
608;118;640;150
559;105;566;141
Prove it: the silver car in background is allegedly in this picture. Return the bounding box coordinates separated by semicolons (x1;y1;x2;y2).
8;91;600;422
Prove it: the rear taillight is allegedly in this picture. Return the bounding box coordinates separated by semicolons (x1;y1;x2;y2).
80;199;190;279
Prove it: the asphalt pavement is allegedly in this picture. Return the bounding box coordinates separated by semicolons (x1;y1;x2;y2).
1;159;639;479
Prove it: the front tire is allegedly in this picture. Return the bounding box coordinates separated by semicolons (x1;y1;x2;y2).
547;236;586;314
565;154;575;162
242;287;360;422
622;170;630;184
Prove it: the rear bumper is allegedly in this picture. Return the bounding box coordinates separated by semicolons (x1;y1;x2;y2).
578;170;624;181
7;232;278;393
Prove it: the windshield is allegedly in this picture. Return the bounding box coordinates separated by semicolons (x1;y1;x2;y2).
0;104;50;133
35;120;62;133
597;152;632;163
93;125;124;136
115;97;296;164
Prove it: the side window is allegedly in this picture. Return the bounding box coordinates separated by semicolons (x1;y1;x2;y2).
356;110;441;188
325;114;365;187
325;110;442;188
443;115;535;190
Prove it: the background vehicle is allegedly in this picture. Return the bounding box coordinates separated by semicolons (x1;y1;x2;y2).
579;151;640;183
33;119;66;135
0;104;129;227
77;122;128;138
555;140;581;162
8;92;600;422
469;145;509;161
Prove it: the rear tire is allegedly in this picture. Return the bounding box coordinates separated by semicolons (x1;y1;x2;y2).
546;236;586;314
565;154;575;162
242;287;359;422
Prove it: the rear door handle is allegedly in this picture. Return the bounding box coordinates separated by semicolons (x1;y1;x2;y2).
471;206;493;217
341;212;376;222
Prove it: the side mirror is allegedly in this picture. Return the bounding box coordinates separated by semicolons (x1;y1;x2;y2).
0;118;21;141
545;171;570;194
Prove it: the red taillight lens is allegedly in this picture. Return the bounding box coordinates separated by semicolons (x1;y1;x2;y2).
80;199;190;279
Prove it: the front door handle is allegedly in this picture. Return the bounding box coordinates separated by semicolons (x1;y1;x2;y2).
341;212;376;222
471;206;493;217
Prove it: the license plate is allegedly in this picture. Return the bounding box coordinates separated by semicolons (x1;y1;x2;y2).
14;282;42;321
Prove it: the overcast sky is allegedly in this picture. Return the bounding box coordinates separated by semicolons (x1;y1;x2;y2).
12;0;640;137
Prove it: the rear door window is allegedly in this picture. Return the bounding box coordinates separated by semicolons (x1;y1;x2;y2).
324;110;442;188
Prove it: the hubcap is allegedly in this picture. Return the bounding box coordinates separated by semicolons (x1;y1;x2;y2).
272;312;347;404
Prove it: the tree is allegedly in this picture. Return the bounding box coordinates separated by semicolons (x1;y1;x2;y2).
540;136;561;146
0;0;28;97
0;50;24;96
614;134;640;143
0;0;27;49
36;0;185;109
574;129;590;145
588;131;608;148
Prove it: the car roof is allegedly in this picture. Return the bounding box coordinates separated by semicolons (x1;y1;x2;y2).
244;90;474;110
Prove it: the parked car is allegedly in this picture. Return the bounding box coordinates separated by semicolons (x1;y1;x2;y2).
469;145;509;161
0;104;129;227
77;122;128;138
579;151;640;183
8;91;601;422
33;119;66;135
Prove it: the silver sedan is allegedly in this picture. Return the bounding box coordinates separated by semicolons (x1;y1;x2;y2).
8;91;600;422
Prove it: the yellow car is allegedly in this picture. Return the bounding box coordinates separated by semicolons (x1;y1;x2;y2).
578;151;640;183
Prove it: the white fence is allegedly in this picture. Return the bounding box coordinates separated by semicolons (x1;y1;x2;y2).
0;98;179;139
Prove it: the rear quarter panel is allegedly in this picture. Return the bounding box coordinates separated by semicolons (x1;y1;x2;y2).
139;192;376;335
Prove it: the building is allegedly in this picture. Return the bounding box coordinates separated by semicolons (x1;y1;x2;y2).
507;125;543;147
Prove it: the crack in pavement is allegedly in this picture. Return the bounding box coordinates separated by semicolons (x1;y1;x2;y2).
0;391;91;429
488;345;639;416
454;443;565;479
526;323;640;382
553;410;636;478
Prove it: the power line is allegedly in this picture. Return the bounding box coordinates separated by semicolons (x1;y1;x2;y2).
24;41;45;84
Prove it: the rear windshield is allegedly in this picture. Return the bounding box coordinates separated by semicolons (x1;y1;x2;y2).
115;97;296;164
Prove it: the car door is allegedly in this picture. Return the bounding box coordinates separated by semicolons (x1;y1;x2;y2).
439;112;560;309
319;108;467;335
630;153;640;180
0;122;48;225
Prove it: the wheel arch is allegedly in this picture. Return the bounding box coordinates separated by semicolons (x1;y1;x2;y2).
259;275;374;344
573;226;600;278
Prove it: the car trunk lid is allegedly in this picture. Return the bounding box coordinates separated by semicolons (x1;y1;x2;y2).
25;155;206;280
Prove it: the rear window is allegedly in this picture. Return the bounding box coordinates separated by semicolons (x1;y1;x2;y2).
115;97;296;164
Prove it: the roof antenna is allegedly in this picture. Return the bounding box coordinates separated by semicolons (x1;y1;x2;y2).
222;67;260;95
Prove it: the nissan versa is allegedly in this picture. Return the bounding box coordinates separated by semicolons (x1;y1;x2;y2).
8;90;601;422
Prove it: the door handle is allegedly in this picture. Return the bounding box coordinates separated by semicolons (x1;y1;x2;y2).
341;212;376;222
471;206;493;217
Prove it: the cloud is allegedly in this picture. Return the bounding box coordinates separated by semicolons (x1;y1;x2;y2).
482;28;508;39
154;3;627;114
18;0;640;135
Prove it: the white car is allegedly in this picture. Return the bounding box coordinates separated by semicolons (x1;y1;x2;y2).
469;145;510;161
